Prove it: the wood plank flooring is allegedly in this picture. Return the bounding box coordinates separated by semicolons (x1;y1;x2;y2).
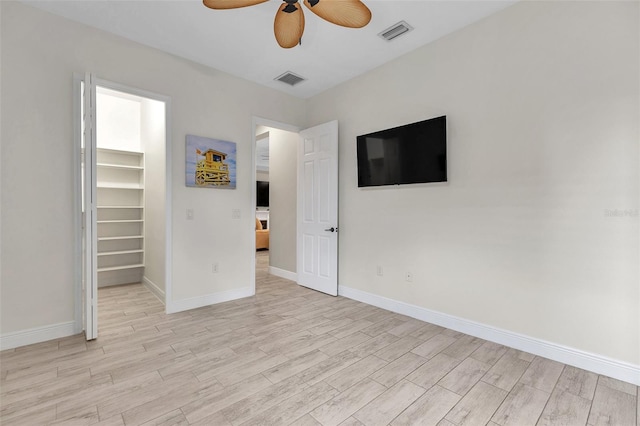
1;251;638;425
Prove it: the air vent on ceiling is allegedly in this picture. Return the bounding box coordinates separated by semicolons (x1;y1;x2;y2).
275;71;306;87
378;21;413;41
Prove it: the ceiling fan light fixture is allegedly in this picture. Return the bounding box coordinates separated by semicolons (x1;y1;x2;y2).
378;20;413;41
203;0;372;49
275;71;306;86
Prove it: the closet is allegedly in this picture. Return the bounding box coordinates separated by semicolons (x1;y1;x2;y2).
96;149;145;285
93;86;165;289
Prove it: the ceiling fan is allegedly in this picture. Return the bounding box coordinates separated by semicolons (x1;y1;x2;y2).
203;0;372;49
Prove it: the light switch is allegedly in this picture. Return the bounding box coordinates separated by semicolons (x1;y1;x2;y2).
186;209;194;220
232;209;241;219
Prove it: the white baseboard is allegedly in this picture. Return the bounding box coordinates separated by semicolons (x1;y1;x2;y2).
339;285;640;386
143;276;165;305
166;287;254;314
269;266;297;282
0;321;78;351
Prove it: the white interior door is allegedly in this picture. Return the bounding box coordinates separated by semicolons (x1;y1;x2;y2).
82;73;98;340
297;120;339;296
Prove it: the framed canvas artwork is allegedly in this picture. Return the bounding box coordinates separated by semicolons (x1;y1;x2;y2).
185;134;237;189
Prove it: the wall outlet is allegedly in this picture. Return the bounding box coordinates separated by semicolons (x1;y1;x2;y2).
232;209;241;219
405;272;413;282
376;265;383;276
212;262;219;273
186;208;194;220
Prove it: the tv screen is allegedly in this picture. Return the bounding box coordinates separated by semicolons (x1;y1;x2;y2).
256;181;269;207
357;116;447;187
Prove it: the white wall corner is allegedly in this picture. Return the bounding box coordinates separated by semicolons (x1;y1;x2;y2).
0;322;78;351
338;285;640;386
143;276;165;305
268;266;297;282
166;287;254;314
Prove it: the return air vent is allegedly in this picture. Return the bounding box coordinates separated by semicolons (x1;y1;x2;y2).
275;71;306;87
378;21;413;41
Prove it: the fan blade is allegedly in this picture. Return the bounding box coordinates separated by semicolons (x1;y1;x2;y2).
274;2;305;49
203;0;267;10
303;0;371;28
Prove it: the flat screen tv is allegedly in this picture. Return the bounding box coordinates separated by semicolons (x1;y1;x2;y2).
256;181;269;207
356;115;447;187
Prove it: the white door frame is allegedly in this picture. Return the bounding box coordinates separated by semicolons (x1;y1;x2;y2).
73;74;83;333
82;72;98;339
73;74;173;335
250;117;301;294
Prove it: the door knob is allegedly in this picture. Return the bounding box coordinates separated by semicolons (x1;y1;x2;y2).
324;227;337;233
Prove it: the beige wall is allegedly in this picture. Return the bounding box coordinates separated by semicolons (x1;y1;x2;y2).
141;98;166;295
256;171;269;182
97;90;141;152
0;1;305;334
266;127;298;274
307;1;639;365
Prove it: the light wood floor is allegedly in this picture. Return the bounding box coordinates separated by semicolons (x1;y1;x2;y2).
1;252;638;425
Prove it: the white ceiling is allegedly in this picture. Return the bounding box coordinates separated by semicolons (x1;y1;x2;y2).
23;0;517;99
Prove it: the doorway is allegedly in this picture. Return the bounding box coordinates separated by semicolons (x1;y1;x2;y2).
253;123;300;285
252;120;300;291
251;118;339;297
76;76;171;340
